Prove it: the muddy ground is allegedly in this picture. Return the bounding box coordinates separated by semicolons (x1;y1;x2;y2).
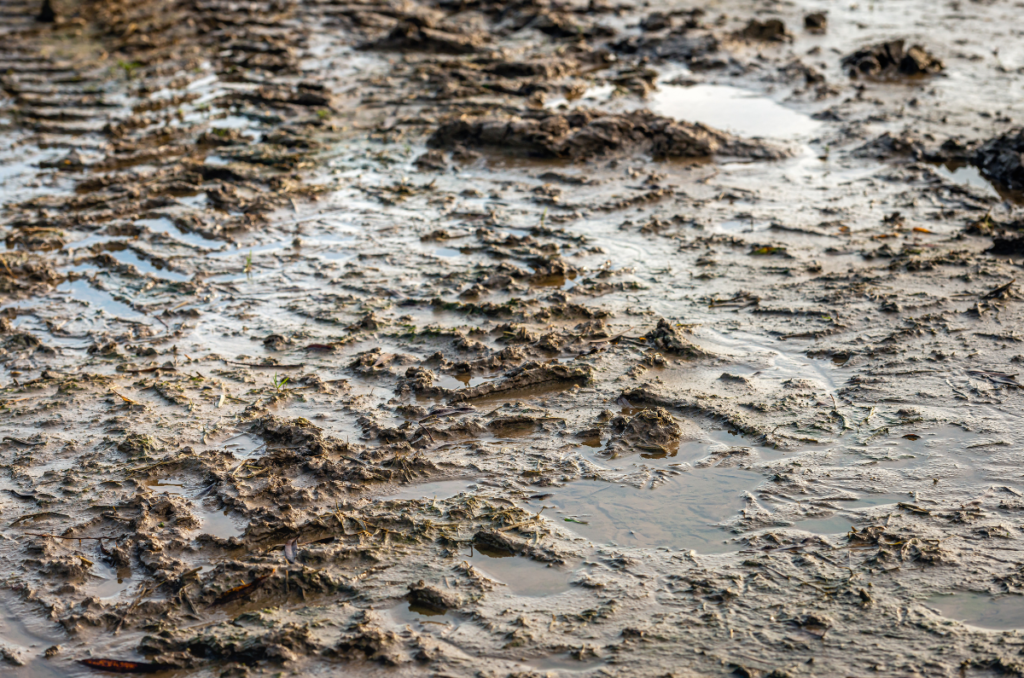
3;0;1024;676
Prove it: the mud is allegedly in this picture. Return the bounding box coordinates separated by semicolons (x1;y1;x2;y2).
3;0;1024;676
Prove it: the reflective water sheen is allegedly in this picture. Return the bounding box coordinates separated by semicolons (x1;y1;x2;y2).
651;84;820;139
530;470;762;553
929;593;1024;630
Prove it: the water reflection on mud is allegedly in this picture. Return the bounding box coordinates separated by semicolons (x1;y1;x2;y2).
530;471;762;552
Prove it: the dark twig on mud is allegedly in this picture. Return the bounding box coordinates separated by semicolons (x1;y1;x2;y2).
983;278;1015;300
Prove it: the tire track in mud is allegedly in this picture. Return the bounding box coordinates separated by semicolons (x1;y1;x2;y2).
4;0;1024;676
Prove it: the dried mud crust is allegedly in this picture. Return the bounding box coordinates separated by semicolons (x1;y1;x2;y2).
3;0;1024;676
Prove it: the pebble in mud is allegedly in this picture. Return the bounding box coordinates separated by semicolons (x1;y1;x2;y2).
2;0;1024;675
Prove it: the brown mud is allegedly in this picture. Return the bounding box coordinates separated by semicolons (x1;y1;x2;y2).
3;0;1024;676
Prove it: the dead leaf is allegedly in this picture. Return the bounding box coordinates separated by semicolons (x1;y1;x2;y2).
79;658;166;673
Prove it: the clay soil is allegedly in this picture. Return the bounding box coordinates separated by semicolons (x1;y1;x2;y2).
3;0;1024;676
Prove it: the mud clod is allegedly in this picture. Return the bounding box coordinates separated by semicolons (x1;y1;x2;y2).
738;19;791;43
643;319;711;358
449;363;593;402
606;407;683;457
408;580;463;612
842;40;944;77
334;611;405;665
804;12;827;34
429;109;789;161
973;128;1024;191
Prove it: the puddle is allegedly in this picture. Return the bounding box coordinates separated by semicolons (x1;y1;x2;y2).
650;84;819;139
0;591;66;678
843;492;910;508
110;248;191;282
217;432;265;460
136;216;224;249
933;163;1001;199
144;477;186;495
379;479;473;501
929;593;1024;631
542;80;817;140
678;328;840;394
83;559;140;601
434;374;488;390
387;597;464;627
55;278;150;321
523;652;606;672
791;515;854;535
463;545;572;597
598;426;787;466
531;470;762;553
198;505;245;539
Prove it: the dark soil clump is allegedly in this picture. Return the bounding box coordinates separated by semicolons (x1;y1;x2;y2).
973;128;1024;192
804;12;827;34
987;234;1024;256
428;109;789;161
737;19;791;43
842;40;944;77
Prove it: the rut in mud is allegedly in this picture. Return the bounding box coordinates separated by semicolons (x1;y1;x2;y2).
3;0;1024;677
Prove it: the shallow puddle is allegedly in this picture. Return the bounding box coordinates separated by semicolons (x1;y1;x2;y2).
388;599;457;627
379;479;473;501
463;546;573;597
840;492;909;509
108;247;191;282
83;559;141;601
145;477;186;495
0;591;66;678
522;652;606;673
434;374;488;390
933;163;1001;199
791;515;855;535
530;470;762;552
929;593;1024;630
650;84;820;139
217;432;265;460
55;278;150;321
198;505;245;539
136;216;224;249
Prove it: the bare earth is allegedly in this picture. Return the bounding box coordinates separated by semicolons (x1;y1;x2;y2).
3;0;1024;676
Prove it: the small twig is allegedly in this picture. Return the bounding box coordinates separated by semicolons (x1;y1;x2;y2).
498;507;547;532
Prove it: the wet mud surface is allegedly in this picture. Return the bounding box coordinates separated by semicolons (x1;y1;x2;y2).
3;0;1024;676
